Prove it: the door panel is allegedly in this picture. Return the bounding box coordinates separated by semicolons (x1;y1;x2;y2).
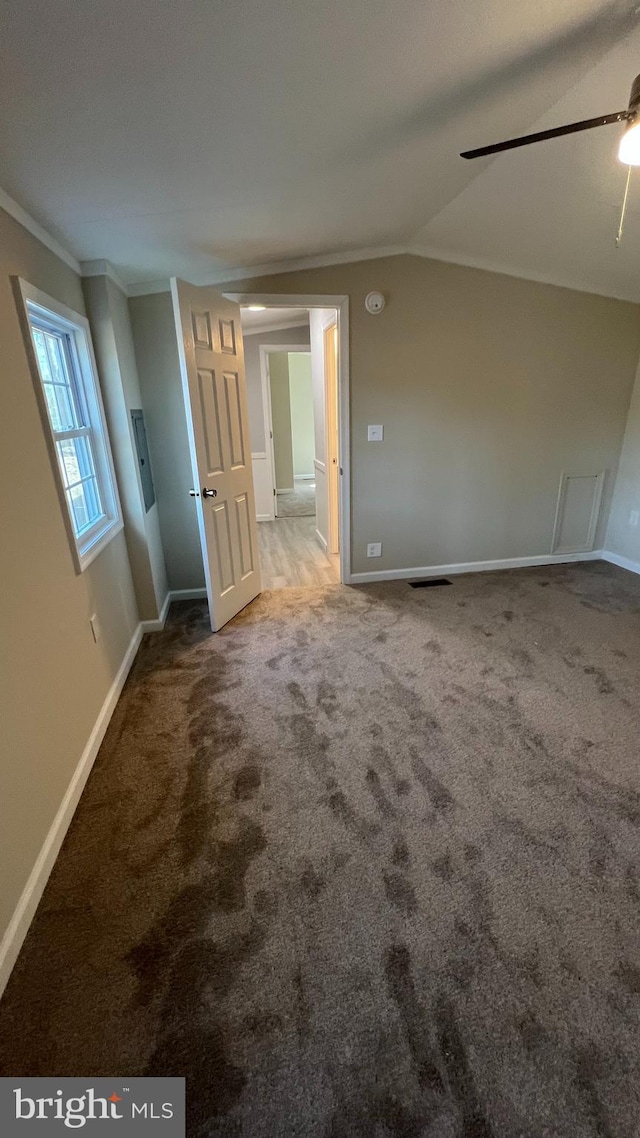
224;371;246;467
235;493;255;578
171;278;262;631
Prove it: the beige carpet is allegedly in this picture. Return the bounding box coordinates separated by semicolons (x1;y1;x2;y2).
1;561;640;1136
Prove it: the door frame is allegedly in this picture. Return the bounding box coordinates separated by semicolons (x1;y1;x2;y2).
228;292;351;583
259;344;310;519
324;320;340;555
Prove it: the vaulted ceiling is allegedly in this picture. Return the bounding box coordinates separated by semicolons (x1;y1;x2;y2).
2;0;640;297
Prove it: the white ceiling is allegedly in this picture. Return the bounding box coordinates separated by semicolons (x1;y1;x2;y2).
414;27;640;301
2;1;640;297
240;306;308;332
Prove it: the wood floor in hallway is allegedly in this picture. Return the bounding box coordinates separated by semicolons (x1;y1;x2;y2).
257;515;339;588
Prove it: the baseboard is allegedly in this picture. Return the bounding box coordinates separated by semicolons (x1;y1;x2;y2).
256;513;273;522
0;622;144;1000
601;550;640;576
169;587;207;601
276;488;294;494
139;590;172;633
315;528;328;552
349;550;604;585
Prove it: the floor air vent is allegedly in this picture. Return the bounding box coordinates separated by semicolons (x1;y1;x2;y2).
409;577;452;588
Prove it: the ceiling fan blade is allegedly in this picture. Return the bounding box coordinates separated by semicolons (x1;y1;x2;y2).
460;111;627;159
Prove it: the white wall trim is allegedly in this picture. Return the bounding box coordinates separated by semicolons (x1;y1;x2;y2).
80;258;129;295
601;550;640;576
257;514;272;522
0;621;143;999
127;245;407;297
314;458;326;474
349;550;604;585
140;587;207;631
170;587;208;600
139;589;172;633
0;184;81;274
315;529;328;552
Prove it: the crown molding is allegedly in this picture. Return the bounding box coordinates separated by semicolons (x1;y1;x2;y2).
0;176;633;305
127;278;172;297
127;244;409;296
80;259;129;295
0;185;81;274
407;243;640;305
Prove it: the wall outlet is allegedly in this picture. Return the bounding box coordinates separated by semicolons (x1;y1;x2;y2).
367;424;384;442
630;510;639;527
367;542;382;558
89;613;102;643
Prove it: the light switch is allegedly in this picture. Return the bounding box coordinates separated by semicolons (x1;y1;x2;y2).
367;542;382;558
368;424;384;442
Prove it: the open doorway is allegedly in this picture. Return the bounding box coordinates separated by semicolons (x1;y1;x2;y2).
237;300;344;588
262;348;315;518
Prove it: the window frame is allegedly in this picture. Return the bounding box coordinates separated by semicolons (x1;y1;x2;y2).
15;278;123;573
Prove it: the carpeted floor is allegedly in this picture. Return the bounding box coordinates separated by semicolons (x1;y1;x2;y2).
277;481;316;517
2;561;640;1136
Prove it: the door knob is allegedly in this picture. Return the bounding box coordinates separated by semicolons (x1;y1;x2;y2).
202;487;217;498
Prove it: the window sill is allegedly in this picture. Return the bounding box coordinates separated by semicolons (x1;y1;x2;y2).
74;516;124;574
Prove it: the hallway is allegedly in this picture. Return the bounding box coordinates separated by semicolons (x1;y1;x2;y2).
257;517;339;588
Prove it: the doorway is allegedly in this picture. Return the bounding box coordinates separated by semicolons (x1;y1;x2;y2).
236;296;347;587
263;348;315;519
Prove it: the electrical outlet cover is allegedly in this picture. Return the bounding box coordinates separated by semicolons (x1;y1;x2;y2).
367;542;382;557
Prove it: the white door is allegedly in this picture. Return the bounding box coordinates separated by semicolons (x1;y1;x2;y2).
171;279;261;631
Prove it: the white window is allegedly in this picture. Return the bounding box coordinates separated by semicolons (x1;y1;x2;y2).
16;279;123;572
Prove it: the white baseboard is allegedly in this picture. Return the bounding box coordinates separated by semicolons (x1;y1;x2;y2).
139;590;172;633
276;487;294;494
601;549;640;576
256;513;273;522
140;588;208;631
315;528;328;552
169;587;207;601
0;621;144;1000
349;549;604;585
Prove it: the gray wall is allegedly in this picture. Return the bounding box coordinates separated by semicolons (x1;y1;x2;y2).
221;255;640;575
83;275;168;619
606;357;640;563
128;291;204;591
243;323;310;452
0;208;140;956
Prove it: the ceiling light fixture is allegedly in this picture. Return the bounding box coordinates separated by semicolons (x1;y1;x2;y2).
247;305;266;311
618;119;640;164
